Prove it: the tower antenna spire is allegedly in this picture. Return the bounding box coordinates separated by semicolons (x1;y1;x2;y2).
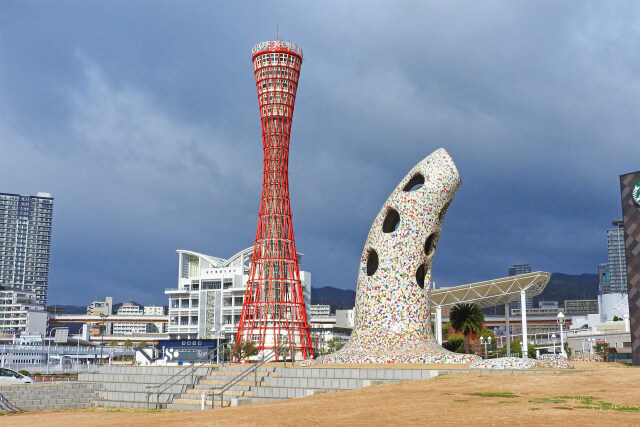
276;21;279;40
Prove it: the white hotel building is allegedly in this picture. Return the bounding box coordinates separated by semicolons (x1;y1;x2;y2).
165;248;311;341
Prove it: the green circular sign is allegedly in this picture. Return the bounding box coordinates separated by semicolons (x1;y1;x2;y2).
633;178;640;206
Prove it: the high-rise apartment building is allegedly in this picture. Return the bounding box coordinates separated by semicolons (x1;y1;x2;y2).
509;264;533;312
598;263;611;294
605;220;627;294
508;263;532;276
0;192;53;305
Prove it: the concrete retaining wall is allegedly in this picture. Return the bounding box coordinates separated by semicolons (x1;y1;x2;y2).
0;383;98;411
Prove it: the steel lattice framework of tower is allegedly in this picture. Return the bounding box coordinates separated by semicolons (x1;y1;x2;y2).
235;40;313;359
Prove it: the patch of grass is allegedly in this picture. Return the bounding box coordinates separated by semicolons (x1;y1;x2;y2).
554;395;596;405
453;399;468;402
497;400;519;404
530;398;568;404
440;392;454;395
472;392;518;398
529;408;541;411
598;402;640;412
529;395;640;412
553;406;574;410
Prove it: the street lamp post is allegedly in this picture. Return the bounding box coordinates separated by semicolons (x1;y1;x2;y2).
46;327;67;375
587;337;596;355
557;312;566;358
211;325;222;364
479;336;492;359
551;333;556;355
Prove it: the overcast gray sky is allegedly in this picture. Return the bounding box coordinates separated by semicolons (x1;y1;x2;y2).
1;1;638;306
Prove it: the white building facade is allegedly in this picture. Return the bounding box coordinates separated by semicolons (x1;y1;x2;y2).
0;287;47;336
165;248;311;341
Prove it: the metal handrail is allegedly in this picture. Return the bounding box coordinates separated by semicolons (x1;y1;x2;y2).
209;344;288;408
145;346;221;409
0;392;24;413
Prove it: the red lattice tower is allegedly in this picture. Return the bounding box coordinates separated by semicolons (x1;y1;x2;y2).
236;40;313;360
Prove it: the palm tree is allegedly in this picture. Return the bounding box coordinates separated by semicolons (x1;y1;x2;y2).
449;303;484;354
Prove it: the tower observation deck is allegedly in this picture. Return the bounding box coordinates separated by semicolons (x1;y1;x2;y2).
235;40;313;359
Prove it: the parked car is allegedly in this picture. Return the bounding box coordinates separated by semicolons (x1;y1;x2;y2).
0;368;34;384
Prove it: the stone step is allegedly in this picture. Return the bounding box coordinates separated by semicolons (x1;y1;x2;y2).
81;373;201;385
96;390;177;404
199;379;265;387
185;388;254;397
93;383;189;394
173;398;230;408
207;370;278;378
192;383;253;392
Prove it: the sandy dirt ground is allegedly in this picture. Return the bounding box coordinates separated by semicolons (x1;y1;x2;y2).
2;362;639;427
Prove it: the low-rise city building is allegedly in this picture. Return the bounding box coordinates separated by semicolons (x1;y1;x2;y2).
0;286;47;336
165;248;311;341
86;297;113;316
564;299;599;316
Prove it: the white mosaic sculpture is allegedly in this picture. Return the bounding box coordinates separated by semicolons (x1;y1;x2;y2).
316;149;480;363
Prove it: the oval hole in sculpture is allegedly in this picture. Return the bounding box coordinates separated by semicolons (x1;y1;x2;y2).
416;264;426;289
424;233;438;256
366;249;379;276
382;208;400;233
402;173;425;192
438;202;450;222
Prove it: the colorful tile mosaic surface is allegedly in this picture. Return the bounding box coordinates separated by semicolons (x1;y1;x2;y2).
569;354;604;362
470;357;574;370
315;149;480;364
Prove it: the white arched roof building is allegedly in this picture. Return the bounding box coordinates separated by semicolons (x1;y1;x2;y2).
166;248;310;341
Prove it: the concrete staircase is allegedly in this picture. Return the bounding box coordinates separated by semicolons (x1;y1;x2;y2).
167;365;440;410
79;365;213;409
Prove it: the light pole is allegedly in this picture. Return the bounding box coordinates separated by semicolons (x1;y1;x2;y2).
587;337;596;355
98;313;108;364
46;327;67;375
211;325;223;364
557;312;566;358
551;333;556;355
479;336;492;359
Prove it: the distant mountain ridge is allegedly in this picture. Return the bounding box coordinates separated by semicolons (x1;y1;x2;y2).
311;286;356;312
50;273;598;316
312;272;599;314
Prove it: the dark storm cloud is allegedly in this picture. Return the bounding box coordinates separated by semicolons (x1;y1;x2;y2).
1;1;638;304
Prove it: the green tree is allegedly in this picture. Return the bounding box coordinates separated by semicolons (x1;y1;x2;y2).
231;340;259;360
109;341;118;347
442;333;465;353
497;340;535;358
449;303;484;354
593;343;609;358
321;338;344;355
123;339;133;348
442;322;452;338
